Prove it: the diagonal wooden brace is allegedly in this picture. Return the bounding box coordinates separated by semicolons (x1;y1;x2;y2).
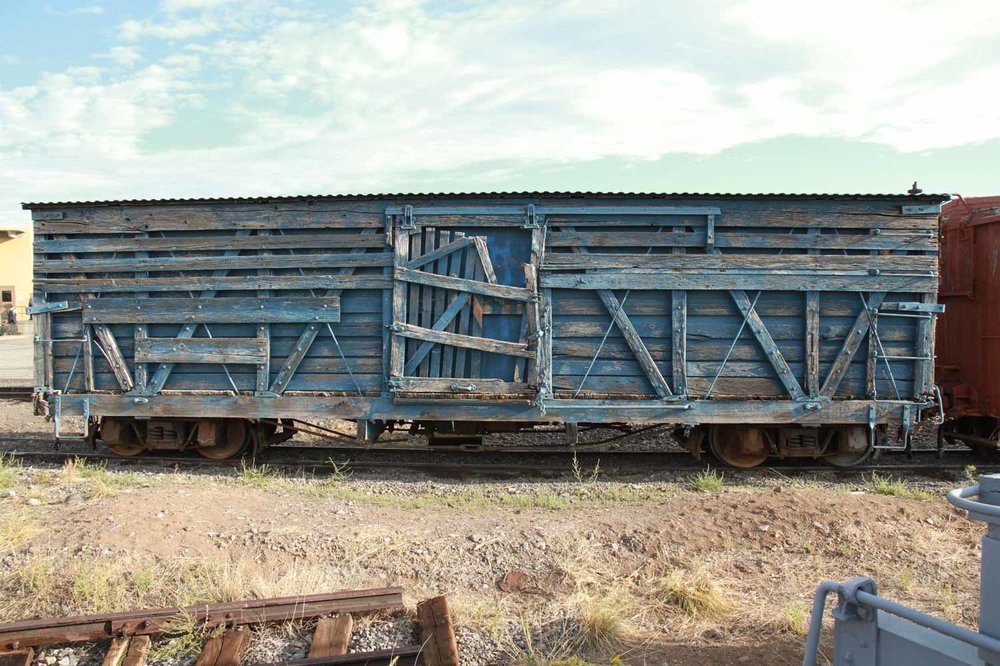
821;292;886;398
730;289;806;400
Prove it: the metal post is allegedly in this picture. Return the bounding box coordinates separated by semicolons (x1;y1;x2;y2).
977;474;1000;665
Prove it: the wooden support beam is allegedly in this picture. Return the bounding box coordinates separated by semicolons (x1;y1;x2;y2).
93;324;134;392
402;237;473;270
102;637;129;666
820;292;887;398
38;252;391;273
84;297;341;324
135;338;268;365
196;629;249;666
36;234;386;254
540;272;936;293
82;324;95;392
805;291;820;397
395;268;534;302
471;236;498;284
416;596;459;666
392;323;533;358
539;288;554;399
730;290;805;400
37;275;390;294
672;291;687;396
307;616;353;658
0;650;33;666
121;635;151;666
913;291;936;396
389;228;409;381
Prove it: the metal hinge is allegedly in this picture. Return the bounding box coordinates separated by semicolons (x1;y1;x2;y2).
523;204;542;229
901;204;940;215
881;302;945;314
705;213;716;249
400;205;416;230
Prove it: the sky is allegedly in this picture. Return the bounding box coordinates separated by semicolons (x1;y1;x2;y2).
1;0;999;229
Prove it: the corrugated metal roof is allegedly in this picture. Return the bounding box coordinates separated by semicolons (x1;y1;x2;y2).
22;191;951;209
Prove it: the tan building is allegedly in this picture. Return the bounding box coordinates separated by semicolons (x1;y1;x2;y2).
0;220;32;319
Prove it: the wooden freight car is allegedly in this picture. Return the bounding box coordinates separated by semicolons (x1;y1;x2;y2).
937;196;1000;455
24;192;945;467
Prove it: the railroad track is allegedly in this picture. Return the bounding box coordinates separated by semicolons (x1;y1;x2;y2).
1;438;995;477
0;386;32;402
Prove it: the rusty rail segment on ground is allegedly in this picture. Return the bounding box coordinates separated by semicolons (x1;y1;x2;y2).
0;588;403;649
0;589;460;666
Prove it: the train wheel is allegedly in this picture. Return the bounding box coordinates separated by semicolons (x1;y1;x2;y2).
708;425;768;468
107;442;148;457
825;427;873;468
197;420;250;460
100;418;148;457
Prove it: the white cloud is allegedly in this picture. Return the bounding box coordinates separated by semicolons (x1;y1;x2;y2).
1;0;1000;230
0;55;19;65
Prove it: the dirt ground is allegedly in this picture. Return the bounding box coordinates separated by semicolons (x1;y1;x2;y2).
0;400;988;666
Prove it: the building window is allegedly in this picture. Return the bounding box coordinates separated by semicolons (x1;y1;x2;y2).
0;290;12;303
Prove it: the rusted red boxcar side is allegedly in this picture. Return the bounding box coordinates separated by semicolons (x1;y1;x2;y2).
937;196;1000;452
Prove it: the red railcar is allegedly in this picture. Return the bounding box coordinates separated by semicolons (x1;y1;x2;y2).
937;196;1000;453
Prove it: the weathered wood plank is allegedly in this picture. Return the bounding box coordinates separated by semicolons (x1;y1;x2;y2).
121;635;151;666
92;324;134;391
805;291;820;397
388;228;410;381
471;236;498;284
39;276;389;294
403;237;473;270
543;253;936;272
101;637;129;666
730;290;805;400
135;338;267;364
396;268;534;302
546;230;936;249
540;273;936;293
36;234;386;254
308;616;353;658
547;231;708;247
913;291;936;396
391;377;531;393
84;297;341;324
0;650;33;666
672;291;687;395
416;596;460;666
820;292;887;398
539;288;554;398
393;323;533;358
34;205;385;234
37;252;392;273
417;229;439;377
196;629;248;666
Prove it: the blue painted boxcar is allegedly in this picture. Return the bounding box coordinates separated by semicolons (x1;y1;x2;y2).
24;192;946;466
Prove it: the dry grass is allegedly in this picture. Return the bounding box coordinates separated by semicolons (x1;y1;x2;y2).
0;512;39;552
0;453;18;490
652;569;734;619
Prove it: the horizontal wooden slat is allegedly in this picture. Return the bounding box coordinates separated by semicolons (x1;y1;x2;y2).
395;268;534;302
34;205;385;234
135;338;267;364
547;230;937;250
38;253;392;274
547;231;707;247
393;322;534;358
40;276;389;294
541;273;937;292
83;297;341;323
36;234;386;254
543;254;937;272
391;377;532;393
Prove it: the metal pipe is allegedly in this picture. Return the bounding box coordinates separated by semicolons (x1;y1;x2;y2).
947;483;1000;519
802;580;839;665
855;588;1000;655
